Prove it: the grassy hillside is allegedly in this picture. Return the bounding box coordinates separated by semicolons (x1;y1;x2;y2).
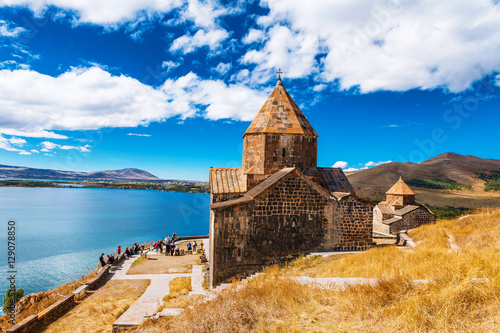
347;153;500;207
130;209;500;333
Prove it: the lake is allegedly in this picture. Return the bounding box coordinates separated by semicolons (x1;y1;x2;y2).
0;187;210;301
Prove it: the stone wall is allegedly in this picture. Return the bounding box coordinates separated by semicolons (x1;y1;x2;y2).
211;192;243;204
389;207;436;234
386;194;415;207
243;134;317;177
325;196;374;250
373;206;391;234
210;174;328;286
242;134;266;175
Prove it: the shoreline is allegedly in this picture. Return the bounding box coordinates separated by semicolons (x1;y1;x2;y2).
0;179;209;194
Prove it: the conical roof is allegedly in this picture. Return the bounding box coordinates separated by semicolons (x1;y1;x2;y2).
386;177;415;195
244;79;318;137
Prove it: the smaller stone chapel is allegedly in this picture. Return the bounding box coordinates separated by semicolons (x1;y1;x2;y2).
373;177;436;235
208;78;374;287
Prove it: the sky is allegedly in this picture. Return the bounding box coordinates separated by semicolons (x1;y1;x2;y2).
0;0;499;181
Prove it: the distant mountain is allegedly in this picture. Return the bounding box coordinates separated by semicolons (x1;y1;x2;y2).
346;153;500;208
0;164;161;182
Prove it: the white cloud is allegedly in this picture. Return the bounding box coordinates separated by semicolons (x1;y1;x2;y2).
332;161;348;169
383;121;423;128
170;29;229;54
496;74;500;87
0;60;30;70
0;20;26;37
31;149;39;153
60;144;90;152
0;67;174;135
240;25;319;83
127;133;152;137
312;84;326;92
254;0;500;93
0;128;67;139
41;141;58;150
0;67;268;138
181;0;229;29
18;151;30;155
160;72;268;121
212;62;231;76
0;135;29;154
332;159;392;171
230;69;250;84
364;160;392;167
7;136;26;146
0;0;245;45
41;141;90;152
242;28;265;44
162;60;181;72
0;0;184;28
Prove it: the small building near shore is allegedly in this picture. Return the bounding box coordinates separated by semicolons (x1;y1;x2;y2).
373;177;436;235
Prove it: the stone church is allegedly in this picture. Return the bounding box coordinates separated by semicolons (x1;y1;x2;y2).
373;177;436;235
208;78;374;287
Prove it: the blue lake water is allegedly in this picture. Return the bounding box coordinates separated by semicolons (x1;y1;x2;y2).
0;187;210;301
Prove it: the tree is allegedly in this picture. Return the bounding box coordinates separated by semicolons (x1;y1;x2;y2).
2;287;24;312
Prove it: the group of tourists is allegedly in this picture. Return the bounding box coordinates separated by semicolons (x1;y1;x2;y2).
118;243;143;257
153;232;180;255
186;241;201;253
99;231;206;267
99;243;146;268
99;253;115;267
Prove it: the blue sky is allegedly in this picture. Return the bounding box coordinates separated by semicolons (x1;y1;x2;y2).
0;0;499;181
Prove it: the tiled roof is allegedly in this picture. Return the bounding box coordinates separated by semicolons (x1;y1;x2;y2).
317;167;355;194
244;79;318;137
377;202;395;215
394;205;420;216
209;168;247;194
386;177;415;195
383;216;403;225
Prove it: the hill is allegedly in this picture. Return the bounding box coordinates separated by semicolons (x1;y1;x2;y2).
0;164;161;182
346;152;500;208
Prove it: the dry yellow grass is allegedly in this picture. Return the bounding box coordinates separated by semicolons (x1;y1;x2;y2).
282;254;353;277
156;294;205;313
129;209;500;333
38;279;150;333
169;277;191;295
156;277;193;313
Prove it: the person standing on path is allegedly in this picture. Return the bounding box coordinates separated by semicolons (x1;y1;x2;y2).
117;246;121;255
99;253;106;268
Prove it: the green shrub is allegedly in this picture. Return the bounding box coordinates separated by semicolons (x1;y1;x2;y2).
2;287;24;312
425;205;473;219
406;178;472;190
